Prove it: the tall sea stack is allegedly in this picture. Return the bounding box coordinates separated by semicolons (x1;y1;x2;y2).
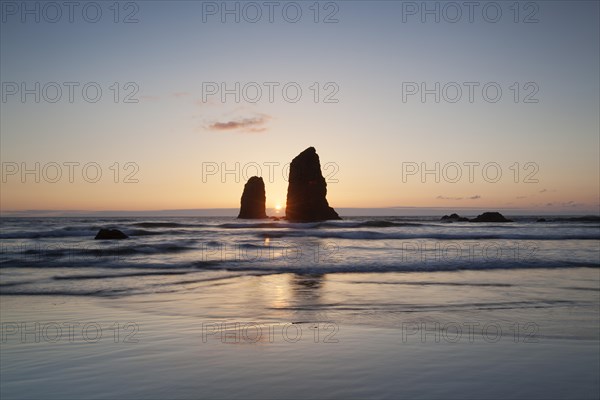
285;147;340;222
238;176;268;219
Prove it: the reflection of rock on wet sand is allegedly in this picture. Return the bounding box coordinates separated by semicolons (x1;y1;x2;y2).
253;274;331;324
292;274;324;291
289;274;330;322
203;274;330;345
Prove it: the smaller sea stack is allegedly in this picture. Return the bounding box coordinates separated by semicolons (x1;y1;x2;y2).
238;176;268;219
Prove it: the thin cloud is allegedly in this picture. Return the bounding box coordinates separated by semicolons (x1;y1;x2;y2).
436;195;480;200
208;115;271;133
247;127;267;133
545;201;582;208
172;92;190;98
436;196;463;200
561;201;579;207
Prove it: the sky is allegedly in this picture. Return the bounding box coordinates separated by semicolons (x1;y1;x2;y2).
1;0;599;215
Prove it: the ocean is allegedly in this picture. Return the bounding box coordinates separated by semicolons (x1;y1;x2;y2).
1;216;599;399
1;216;599;296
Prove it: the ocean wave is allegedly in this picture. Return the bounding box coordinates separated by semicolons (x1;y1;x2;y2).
0;242;197;259
321;220;427;228
267;299;581;312
127;229;174;236
147;272;272;287
0;259;221;270
130;222;207;228
53;271;191;280
190;258;598;274
257;230;600;241
218;220;428;229
218;222;313;229
345;281;515;287
0;228;94;239
115;244;196;255
1;261;596;297
0;288;135;297
0;227;199;239
2;218;596;240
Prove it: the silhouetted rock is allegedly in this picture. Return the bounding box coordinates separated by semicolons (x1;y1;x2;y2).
238;176;268;219
95;229;128;240
285;147;340;222
470;212;512;223
536;218;547;222
441;213;469;222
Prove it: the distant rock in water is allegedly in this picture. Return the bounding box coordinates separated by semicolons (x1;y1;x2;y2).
470;212;512;223
238;176;268;219
95;229;128;240
441;213;469;222
536;218;547;222
285;147;340;222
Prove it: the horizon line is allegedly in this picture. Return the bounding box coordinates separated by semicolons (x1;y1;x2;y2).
1;206;598;218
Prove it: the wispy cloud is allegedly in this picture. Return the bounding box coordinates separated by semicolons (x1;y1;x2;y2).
207;114;271;133
436;195;481;200
545;201;582;208
561;201;580;207
436;195;463;200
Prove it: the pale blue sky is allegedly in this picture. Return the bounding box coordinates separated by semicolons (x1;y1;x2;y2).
1;1;599;213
